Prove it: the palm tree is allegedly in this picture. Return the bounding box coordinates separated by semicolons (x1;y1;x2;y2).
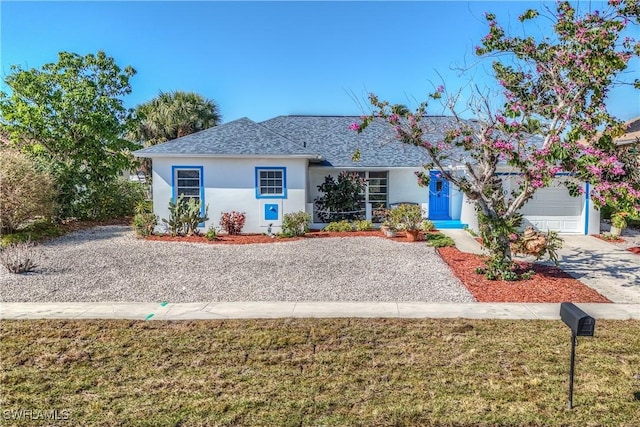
390;104;410;116
129;91;221;175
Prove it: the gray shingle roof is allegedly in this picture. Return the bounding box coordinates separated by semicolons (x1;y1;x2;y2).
133;117;321;158
260;115;461;167
133;114;472;167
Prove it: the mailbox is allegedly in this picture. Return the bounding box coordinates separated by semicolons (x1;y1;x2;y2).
560;302;595;336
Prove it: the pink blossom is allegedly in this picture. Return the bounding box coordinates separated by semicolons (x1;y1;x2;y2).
586;164;602;176
348;123;360;131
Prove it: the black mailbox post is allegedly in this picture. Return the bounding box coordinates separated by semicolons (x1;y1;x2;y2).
560;302;596;409
560;302;596;337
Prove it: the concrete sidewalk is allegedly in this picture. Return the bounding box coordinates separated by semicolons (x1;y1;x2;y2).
1;301;638;320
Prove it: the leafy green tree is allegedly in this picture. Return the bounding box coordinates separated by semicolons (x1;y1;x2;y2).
0;51;138;220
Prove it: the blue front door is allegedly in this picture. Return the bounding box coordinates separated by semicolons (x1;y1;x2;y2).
428;171;450;220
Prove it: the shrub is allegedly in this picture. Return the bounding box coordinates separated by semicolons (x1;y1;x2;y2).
389;204;424;231
205;226;218;241
0;240;42;274
81;179;146;220
162;195;209;236
424;232;455;247
353;220;373;231
132;212;157;237
282;211;311;237
375;209;399;231
421;219;435;232
314;172;366;222
611;212;629;230
323;220;354;232
599;232;619;241
0;220;63;247
0;149;57;234
220;211;246;235
135;200;153;215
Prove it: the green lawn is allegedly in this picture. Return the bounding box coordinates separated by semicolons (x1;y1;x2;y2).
1;319;639;426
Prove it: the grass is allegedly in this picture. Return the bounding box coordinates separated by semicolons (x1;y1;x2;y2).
1;319;639;426
0;220;63;247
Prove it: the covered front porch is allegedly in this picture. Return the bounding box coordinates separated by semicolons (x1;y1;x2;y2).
305;167;466;229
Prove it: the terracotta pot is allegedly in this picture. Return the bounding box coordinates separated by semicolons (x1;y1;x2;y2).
385;229;397;238
406;229;420;242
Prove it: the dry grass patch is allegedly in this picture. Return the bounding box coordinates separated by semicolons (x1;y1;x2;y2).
1;319;639;426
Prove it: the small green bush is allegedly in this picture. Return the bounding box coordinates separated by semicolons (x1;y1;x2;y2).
132;212;157;237
353;220;373;231
80;179;146;221
282;211;311;237
520;270;536;280
0;221;63;247
424;232;455;247
205;227;218;241
324;220;354;232
135;200;153;215
421;219;435;232
611;212;628;229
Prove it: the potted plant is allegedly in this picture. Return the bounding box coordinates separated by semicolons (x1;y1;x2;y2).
610;212;628;237
375;208;397;237
390;204;424;241
380;220;397;237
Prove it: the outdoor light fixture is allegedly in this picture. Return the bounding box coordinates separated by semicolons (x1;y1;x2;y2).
559;302;596;409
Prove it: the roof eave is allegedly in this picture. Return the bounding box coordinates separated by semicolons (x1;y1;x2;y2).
133;152;323;160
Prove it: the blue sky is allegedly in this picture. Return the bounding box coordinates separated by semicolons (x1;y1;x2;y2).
1;1;638;123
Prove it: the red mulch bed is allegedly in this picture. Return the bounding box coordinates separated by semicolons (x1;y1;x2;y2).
436;247;610;303
628;247;640;255
592;234;625;243
145;230;392;245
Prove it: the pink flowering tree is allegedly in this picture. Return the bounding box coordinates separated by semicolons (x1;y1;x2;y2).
355;1;640;279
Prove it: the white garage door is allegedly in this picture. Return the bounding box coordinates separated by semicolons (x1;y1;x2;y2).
520;186;584;233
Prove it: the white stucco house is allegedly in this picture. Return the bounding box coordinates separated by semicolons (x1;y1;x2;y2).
133;115;599;235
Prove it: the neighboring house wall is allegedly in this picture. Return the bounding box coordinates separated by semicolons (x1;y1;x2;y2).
152;157;308;233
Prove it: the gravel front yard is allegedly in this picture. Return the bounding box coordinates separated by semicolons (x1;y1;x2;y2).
0;226;475;303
